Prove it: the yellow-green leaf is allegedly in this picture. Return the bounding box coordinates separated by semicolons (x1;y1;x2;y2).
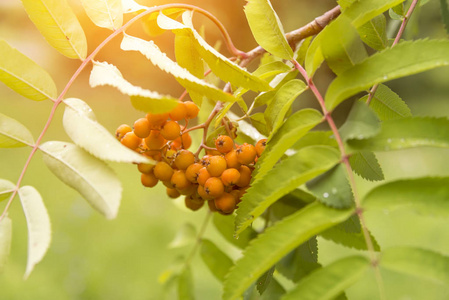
0;216;12;272
0;113;34;148
0;179;15;202
80;0;123;30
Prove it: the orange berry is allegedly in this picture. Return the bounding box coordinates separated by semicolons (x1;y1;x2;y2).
214;192;236;214
236;165;252;188
206;149;222;156
166;187;181;199
184;194;204;211
141;172;158;187
146;112;169;129
197;168;211;186
137;163;155;174
221;168;241;186
154;161;174;181
172;132;192;150
178;184;197;196
225;149;241;169
174;150;195;170
207;199;218;212
255;139;267;157
162;180;175;189
133;118;151;138
200;155;212;167
145;130;166;150
161;121;181;140
116;124;132;140
185;101;199;119
169;102;187;121
215;135;234;154
198;184;213;200
204;177;224;198
185;163;203;183
170;170;191;190
121;132;142;150
236;143;257;165
206;156;227;177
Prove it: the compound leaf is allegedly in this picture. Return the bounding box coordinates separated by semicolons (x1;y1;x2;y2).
21;0;87;59
305;33;325;77
349;151;384;181
0;40;57;101
0;179;15;202
280;256;370;300
40;141;121;219
325;40;449;111
343;0;405;28
358;14;388;51
320;225;381;251
223;202;354;300
0;113;34;148
236;146;340;235
244;0;293;60
213;213;257;249
142;8;184;36
200;239;233;282
339;101;380;141
18;186;51;279
0;216;12;271
63;98;151;164
80;0;123;30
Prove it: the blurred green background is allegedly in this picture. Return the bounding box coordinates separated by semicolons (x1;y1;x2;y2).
1;0;449;299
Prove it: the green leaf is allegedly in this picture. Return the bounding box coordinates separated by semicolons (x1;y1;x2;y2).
142;8;185;36
0;113;34;148
360;84;412;121
276;237;321;282
257;266;275;295
358;14;388;51
200;239;233;282
320;225;381;251
306;164;354;209
157;11;271;92
265;79;307;133
325;40;449;111
0;40;57;101
339;101;380;141
270;192;312;222
362;177;449;217
168;223;197;249
343;0;405;28
349;151;384;181
212;213;257;249
40;141;121;219
243;0;293;60
253;61;292;80
21;0;87;59
223;202;354;300
347;117;449;152
0;216;12;272
63;98;151;164
440;0;449;35
18;186;51;279
294;37;313;66
80;0;123;30
89;61;179;113
0;179;15;202
120;34;238;103
305;33;325;77
390;3;405;20
250;113;270;137
254;109;323;181
381;246;449;285
178;266;194;300
321;16;368;75
236;146;341;235
280;256;370;300
291;131;338;151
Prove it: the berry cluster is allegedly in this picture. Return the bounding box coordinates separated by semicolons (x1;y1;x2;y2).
115;101;266;215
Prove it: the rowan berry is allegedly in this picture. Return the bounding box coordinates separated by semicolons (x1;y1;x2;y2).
178;184;197;196
198;184;213;200
145;130;166;150
200;155;212;167
185;163;203;183
214;192;236;214
166;187;181;199
206;149;222;156
172;132;192;150
197;168;211;186
146;112;169;129
204;177;224;198
236;143;257;165
174;150;195;170
165;148;177;164
207;199;218;212
206;156;227;177
154;161;174;181
236;165;252;188
169;102;187;121
184;195;204;211
183;101;199;119
116;124;132;140
225;149;241;169
161;121;181;140
141;172;158;188
255;139;267;157
162;180;175;189
133;118;151;138
137;163;155;174
215;135;234;154
121;132;142;150
170;170;191;190
221;168;241;186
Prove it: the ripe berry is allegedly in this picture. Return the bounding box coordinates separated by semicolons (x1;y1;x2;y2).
200;155;211;167
166;187;181;199
161;121;181;140
154;161;174;181
178;184;197;196
236;165;252;188
171;170;191;190
206;156;227;177
141;172;158;187
121;132;142;150
169;102;187;121
207;199;218;212
145;130;166;150
204;177;224;198
221;168;241;186
185;101;200;119
236;143;257;165
198;184;213;200
137;163;155;174
184;195;204;211
215;135;234;154
174;150;195;170
133;118;151;138
214;192;236;214
146;112;169;129
116;124;132;140
255;139;267;156
197;168;211;186
225;149;241;169
172;132;192;150
185;163;203;183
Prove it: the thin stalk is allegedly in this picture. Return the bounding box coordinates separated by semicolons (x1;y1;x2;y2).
184;210;212;266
